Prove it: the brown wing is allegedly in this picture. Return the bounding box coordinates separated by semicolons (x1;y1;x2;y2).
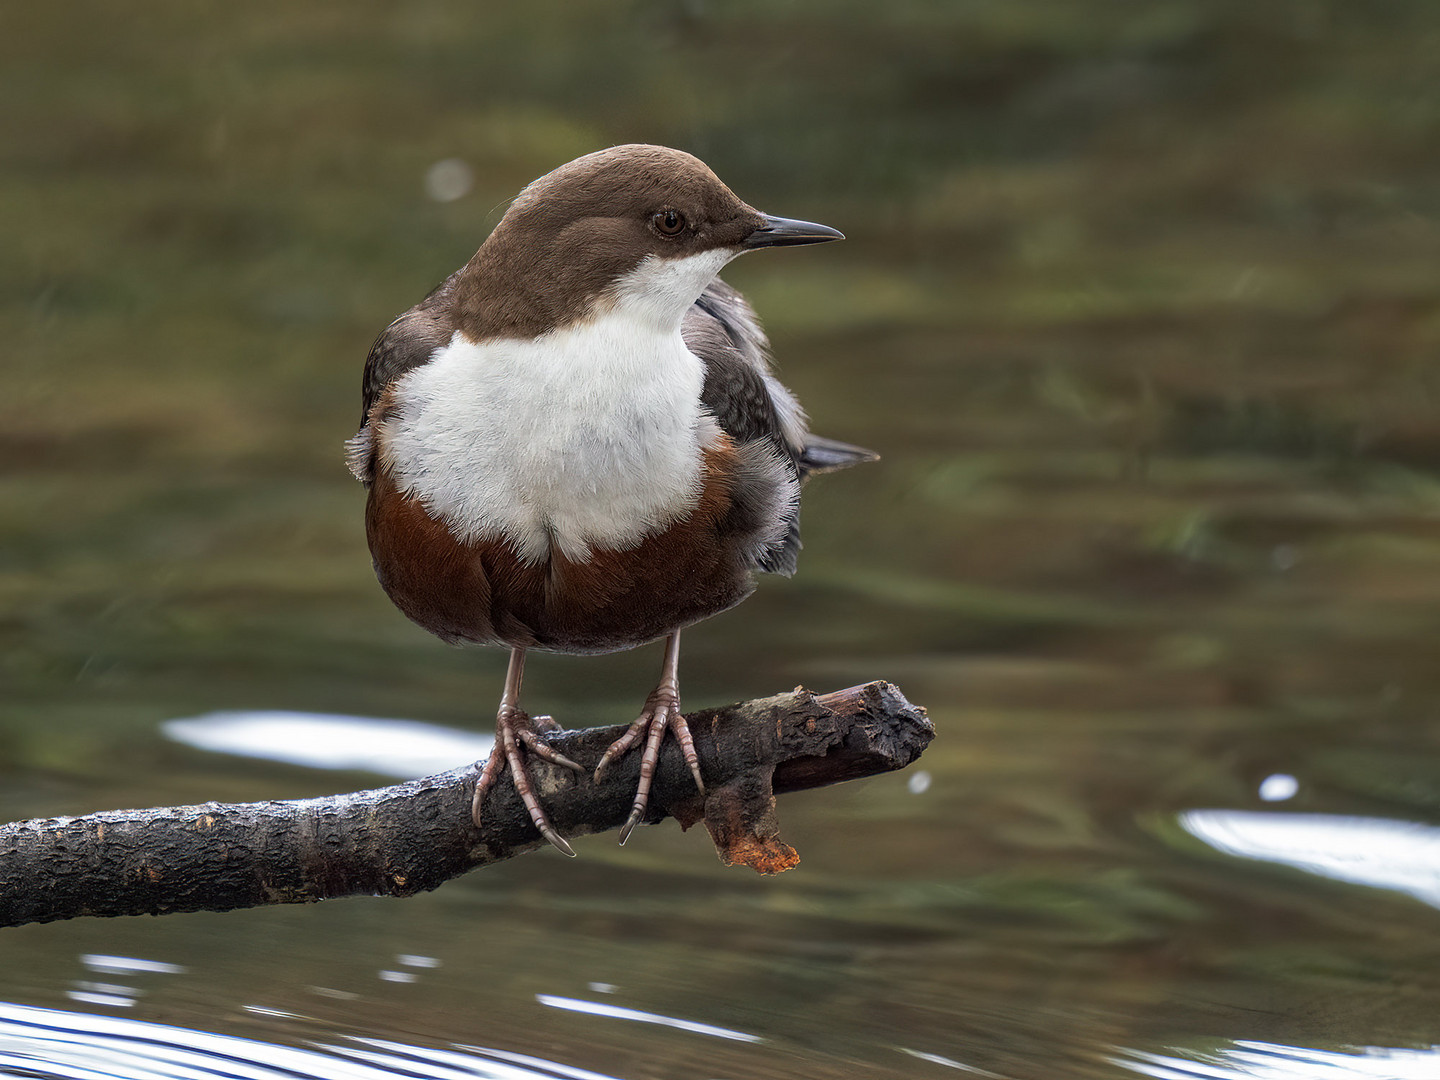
686;279;876;576
346;280;457;485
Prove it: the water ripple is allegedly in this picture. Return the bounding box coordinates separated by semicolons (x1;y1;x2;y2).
0;1000;608;1080
1121;1039;1440;1079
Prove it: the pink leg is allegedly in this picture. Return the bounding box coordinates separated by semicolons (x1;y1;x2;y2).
593;631;705;844
471;647;584;856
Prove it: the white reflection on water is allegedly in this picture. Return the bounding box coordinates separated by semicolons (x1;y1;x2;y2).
0;1000;613;1080
1180;810;1440;909
163;711;492;778
537;994;762;1043
899;1045;1011;1076
424;157;474;203
1256;774;1297;802
80;954;185;976
66;955;185;1012
1122;1040;1440;1079
63;990;136;1009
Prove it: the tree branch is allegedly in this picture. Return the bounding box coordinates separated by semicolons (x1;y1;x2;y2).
0;682;931;928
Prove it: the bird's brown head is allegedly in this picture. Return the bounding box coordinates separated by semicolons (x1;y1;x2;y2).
455;144;842;337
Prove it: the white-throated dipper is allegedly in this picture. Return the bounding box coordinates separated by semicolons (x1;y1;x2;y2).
347;144;875;854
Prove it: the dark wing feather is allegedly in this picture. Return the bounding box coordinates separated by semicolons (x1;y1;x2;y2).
685;278;876;576
346;280;456;485
690;279;802;458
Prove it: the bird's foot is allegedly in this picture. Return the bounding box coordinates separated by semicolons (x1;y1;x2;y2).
472;704;585;857
594;686;705;845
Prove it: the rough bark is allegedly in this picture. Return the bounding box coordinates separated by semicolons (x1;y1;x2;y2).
0;682;930;928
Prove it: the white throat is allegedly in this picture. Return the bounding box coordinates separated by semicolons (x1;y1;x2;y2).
379;248;738;563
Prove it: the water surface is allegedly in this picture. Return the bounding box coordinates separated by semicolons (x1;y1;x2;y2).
5;3;1440;1077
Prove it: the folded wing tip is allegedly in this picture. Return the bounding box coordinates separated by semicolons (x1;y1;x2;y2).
799;436;880;475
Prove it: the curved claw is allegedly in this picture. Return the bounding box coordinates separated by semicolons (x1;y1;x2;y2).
619;806;644;846
539;824;577;858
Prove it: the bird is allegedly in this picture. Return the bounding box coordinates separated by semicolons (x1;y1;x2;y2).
346;144;875;855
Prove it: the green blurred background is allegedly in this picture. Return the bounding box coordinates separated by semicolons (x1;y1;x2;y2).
5;2;1440;1078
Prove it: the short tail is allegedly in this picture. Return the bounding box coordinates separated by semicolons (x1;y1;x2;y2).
799;435;879;476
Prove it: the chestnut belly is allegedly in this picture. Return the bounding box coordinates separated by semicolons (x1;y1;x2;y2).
364;470;756;654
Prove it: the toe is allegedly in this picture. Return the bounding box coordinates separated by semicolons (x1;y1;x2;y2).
665;710;705;795
474;706;577;854
515;726;585;774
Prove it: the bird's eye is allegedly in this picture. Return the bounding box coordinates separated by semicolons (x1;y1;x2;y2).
653;209;686;236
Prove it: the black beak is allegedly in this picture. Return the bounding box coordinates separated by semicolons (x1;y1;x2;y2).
743;214;845;249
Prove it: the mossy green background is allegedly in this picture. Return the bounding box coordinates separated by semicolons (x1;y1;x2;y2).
5;3;1440;1078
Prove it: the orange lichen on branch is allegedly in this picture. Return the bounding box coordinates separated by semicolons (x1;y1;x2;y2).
672;769;801;874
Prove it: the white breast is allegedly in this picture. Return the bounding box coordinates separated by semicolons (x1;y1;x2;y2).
379;303;719;565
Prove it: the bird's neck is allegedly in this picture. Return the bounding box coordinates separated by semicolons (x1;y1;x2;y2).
451;234;738;344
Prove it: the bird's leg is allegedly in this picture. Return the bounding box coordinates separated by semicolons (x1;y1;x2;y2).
594;630;705;844
472;646;584;857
